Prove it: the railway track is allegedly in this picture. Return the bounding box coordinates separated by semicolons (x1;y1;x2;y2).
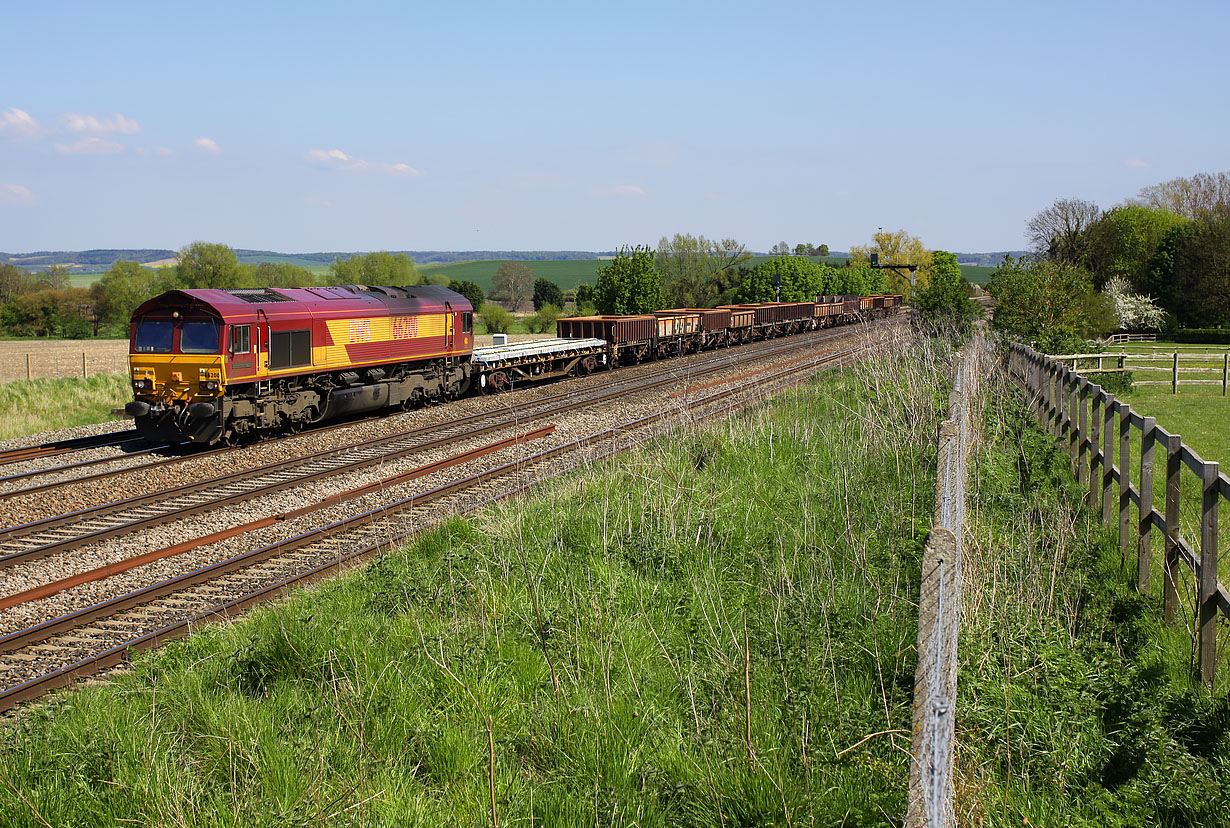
0;430;145;469
0;322;892;713
0;329;854;570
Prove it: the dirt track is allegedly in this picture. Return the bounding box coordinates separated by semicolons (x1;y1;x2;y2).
0;341;129;381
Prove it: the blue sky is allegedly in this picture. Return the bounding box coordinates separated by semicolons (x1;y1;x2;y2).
1;0;1226;254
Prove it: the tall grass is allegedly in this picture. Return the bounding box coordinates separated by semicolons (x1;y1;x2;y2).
0;374;128;440
0;328;952;826
957;352;1230;826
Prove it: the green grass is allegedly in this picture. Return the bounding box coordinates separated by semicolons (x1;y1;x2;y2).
959;368;1230;826
0;332;952;826
0;374;128;440
960;264;995;285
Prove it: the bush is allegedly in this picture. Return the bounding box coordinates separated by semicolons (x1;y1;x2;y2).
524;304;561;333
1171;328;1230;344
478;303;514;334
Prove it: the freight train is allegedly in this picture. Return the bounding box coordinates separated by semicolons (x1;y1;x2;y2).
124;284;901;445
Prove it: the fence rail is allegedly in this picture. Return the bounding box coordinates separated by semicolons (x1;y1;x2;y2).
1048;351;1230;395
1007;342;1229;684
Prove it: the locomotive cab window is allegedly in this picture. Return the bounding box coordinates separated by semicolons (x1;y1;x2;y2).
269;329;312;370
134;318;173;353
231;324;251;354
462;312;472;333
180;320;222;354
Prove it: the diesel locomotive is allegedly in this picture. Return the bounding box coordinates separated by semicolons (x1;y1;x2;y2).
125;284;474;445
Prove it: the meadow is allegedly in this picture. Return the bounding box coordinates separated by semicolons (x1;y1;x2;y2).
0;373;128;440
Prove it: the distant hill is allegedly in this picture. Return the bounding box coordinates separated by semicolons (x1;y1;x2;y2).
953;251;1027;267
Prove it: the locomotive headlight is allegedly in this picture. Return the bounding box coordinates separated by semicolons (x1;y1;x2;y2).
200;380;219;392
133;378;151;390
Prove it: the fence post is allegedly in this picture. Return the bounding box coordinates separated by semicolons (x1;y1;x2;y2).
1089;389;1102;511
1103;394;1116;525
1119;404;1132;558
1138;417;1156;592
1078;379;1089;488
1164;434;1182;623
25;354;30;380
1049;361;1060;435
1199;460;1220;687
1172;352;1179;395
1223;353;1227;397
82;351;87;379
1069;372;1080;476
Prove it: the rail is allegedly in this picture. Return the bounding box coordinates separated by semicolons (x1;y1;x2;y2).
1006;342;1229;685
908;331;986;828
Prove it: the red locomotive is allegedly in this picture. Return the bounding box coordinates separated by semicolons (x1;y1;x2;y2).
125;285;474;444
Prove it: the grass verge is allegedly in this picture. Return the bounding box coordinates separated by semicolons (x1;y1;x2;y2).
0;374;128;441
0;330;951;826
958;357;1230;826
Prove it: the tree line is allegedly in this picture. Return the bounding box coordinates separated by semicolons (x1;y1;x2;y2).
992;170;1230;350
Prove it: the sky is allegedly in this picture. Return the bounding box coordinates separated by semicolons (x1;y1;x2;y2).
1;0;1227;255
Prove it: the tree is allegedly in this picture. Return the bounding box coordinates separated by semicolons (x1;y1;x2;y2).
656;234;751;307
575;283;595;306
91;260;161;327
814;243;830;257
1104;276;1166;332
329;251;420;287
0;288;94;338
448;279;485;310
175;242;247;290
532;278;564;311
769;241;790;256
793;243;808;256
1132;171;1230;219
849;229;932;299
912;251;979;337
525;304;562;333
1026;198;1102;265
988;256;1111;352
491;262;535;309
595;246;663;315
253;262;317;288
738;257;835;302
1151;208;1230;328
0;263;36;302
38;265;70;290
1082;205;1187;291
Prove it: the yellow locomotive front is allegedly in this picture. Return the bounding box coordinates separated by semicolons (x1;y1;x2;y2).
126;308;227;444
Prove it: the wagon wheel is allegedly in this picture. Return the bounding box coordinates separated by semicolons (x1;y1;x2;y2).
486;370;511;393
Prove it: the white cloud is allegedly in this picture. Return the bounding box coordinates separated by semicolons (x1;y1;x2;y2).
155;146;175;156
306;148;423;177
0;184;33;203
61;112;140;135
1125;158;1149;169
0;108;41;139
55;137;124;155
610;184;647;197
195;137;222;153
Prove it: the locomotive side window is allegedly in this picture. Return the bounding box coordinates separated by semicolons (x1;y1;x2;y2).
269;329;312;369
231;325;251;354
180;320;222;353
134;319;173;353
462;312;472;333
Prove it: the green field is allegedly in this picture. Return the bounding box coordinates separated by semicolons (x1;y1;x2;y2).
959;264;995;284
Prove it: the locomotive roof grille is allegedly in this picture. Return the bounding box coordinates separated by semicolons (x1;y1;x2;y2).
226;289;295;304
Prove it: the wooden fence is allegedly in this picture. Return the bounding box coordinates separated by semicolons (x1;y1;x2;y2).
1106;333;1157;344
1007;342;1230;684
1050;351;1230;395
